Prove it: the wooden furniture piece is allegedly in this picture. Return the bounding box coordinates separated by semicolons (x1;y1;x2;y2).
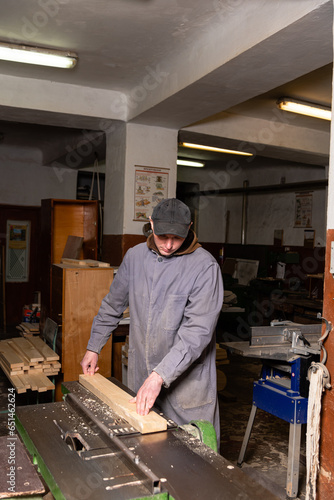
40;199;99;325
51;263;114;399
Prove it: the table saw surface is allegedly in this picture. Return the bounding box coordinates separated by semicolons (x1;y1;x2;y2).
15;379;280;500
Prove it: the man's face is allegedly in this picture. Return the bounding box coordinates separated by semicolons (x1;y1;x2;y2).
150;219;189;256
153;233;186;256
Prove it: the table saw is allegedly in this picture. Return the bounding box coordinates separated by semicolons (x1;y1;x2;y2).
15;377;280;500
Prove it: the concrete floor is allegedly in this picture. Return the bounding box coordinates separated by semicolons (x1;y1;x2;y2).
0;326;307;499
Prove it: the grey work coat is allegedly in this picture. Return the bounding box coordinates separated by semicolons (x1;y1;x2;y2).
87;240;224;439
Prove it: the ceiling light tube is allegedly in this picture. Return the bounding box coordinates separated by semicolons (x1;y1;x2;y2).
180;142;253;156
277;98;331;121
177;159;205;167
0;42;77;69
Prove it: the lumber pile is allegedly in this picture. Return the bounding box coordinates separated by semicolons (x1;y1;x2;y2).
0;337;61;393
16;322;40;337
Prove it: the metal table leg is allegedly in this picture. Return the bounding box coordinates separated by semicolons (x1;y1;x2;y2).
286;422;302;498
237;404;257;466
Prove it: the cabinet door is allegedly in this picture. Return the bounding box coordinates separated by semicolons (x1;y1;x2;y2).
62;267;113;382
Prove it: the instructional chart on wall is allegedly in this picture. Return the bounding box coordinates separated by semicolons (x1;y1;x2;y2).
294;192;312;228
134;166;169;221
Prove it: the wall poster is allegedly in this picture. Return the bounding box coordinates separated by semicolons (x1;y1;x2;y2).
134;166;169;221
294;192;312;228
6;220;30;282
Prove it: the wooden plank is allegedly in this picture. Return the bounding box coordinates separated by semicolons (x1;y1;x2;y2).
8;338;44;363
19;323;40;332
79;373;167;434
83;259;110;268
0;364;27;393
27;336;59;362
62;235;84;259
24;366;43;373
0;341;24;369
23;373;54;392
43;370;59;376
0;357;24;375
8;375;27;393
49;361;61;369
61;257;110;267
61;257;88;266
6;346;31;368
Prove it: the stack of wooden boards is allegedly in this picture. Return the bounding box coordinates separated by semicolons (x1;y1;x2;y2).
0;337;61;393
16;322;40;337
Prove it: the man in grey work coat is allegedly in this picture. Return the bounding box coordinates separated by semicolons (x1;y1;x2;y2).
81;198;224;444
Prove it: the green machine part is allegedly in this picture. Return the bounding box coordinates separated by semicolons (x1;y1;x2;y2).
181;419;218;453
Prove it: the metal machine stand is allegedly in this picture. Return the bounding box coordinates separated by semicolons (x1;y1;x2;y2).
237;357;309;498
221;321;323;499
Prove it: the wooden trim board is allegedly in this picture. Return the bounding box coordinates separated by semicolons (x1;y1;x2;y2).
8;338;44;363
27;336;59;361
0;342;24;369
79;374;167;434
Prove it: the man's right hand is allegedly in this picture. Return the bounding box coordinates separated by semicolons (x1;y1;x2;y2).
80;350;99;375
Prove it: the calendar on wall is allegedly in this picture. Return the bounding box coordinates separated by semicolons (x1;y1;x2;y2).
134;166;169;221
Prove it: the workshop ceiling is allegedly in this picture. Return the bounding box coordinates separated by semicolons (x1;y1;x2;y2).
0;0;332;168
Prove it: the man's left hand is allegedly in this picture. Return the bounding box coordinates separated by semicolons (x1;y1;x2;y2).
130;371;163;415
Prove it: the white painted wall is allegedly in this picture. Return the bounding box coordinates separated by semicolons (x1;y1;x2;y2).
123;124;178;234
178;158;327;246
103;123;178;235
0;134;327;248
0;155;77;206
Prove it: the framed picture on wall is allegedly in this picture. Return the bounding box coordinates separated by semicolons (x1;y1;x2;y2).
6;220;30;282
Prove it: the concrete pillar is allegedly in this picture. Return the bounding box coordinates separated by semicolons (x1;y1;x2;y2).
102;122;178;264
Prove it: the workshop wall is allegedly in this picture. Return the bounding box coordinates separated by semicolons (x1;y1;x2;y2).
0;160;77;206
177;157;327;246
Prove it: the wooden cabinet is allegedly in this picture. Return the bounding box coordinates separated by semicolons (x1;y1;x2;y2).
40;199;99;325
51;264;114;397
41;198;98;264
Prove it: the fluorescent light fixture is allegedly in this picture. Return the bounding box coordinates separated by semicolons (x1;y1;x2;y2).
0;42;77;69
180;142;253;156
277;98;331;121
177;159;205;168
